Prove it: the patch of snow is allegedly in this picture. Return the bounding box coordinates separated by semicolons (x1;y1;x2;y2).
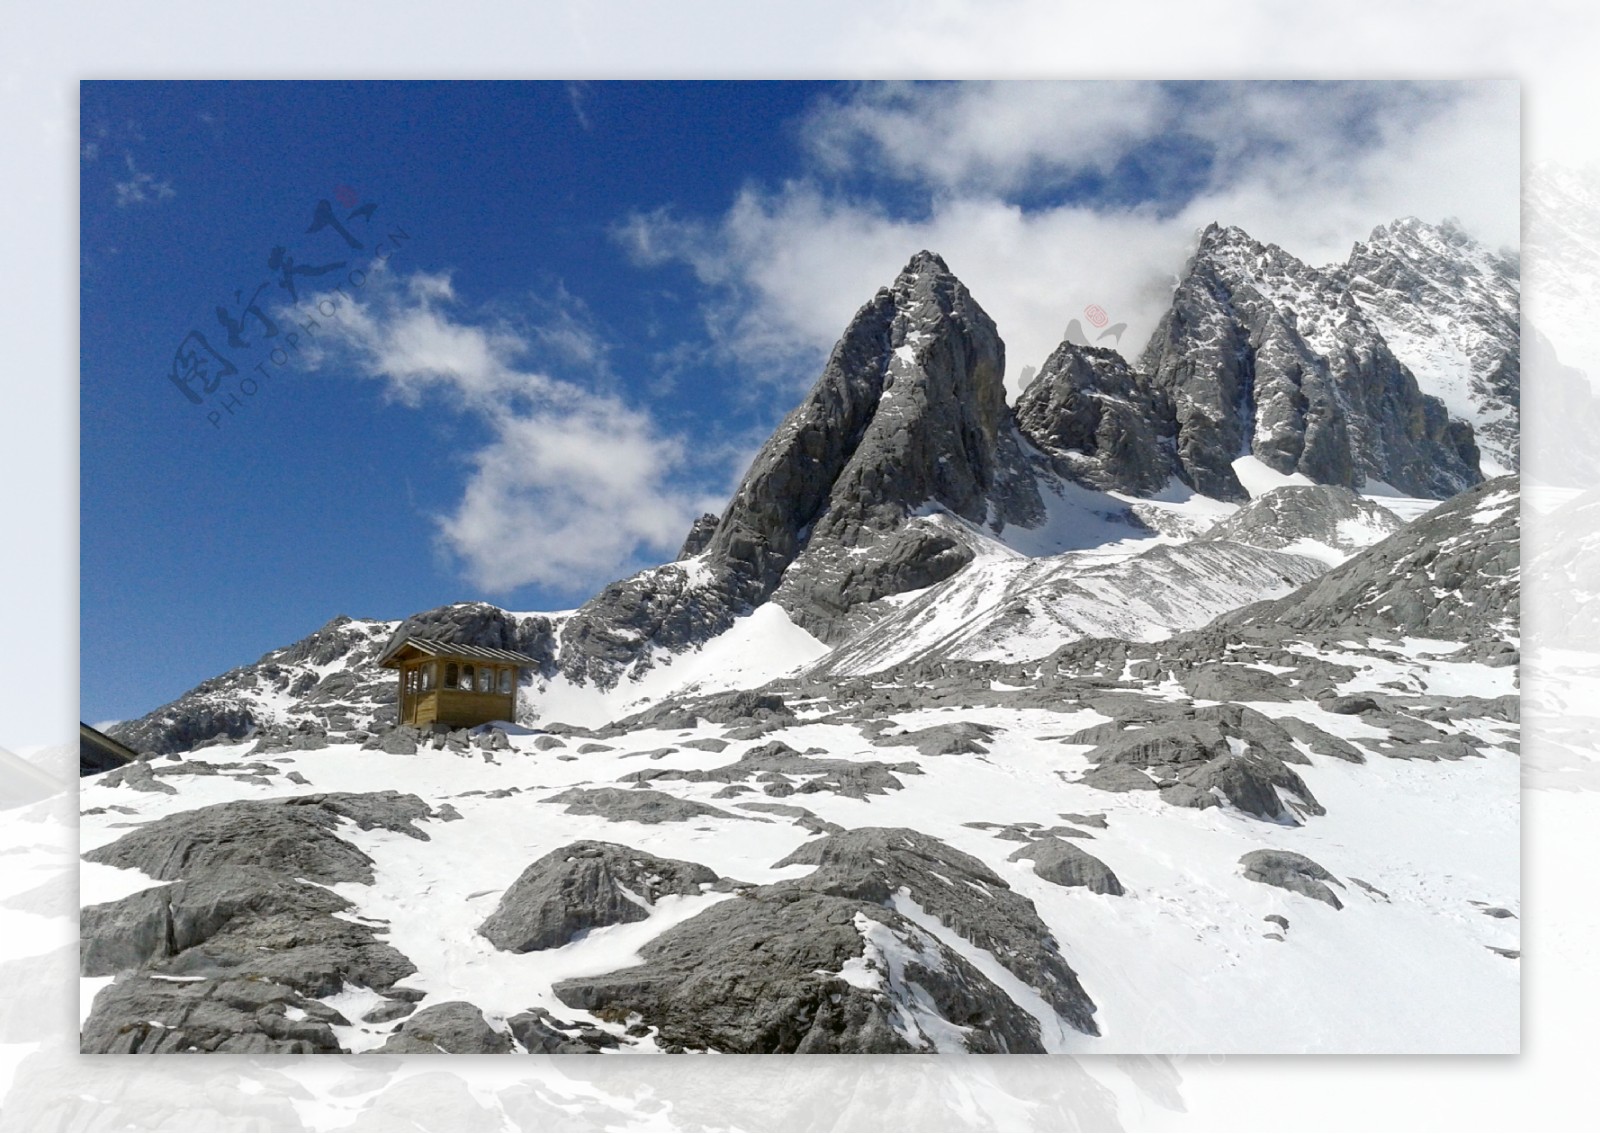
1232;456;1316;498
527;603;828;728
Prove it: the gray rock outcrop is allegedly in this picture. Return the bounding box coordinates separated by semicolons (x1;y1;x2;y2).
550;827;1099;1052
478;841;718;953
1009;837;1125;895
1227;475;1519;641
1239;849;1346;909
77;791;441;1053
1015;340;1172;494
1199;485;1402;554
1337;217;1520;473
375;1001;514;1054
540;786;741;824
554;891;1043;1053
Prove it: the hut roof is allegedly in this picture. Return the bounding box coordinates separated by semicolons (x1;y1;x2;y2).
377;635;542;669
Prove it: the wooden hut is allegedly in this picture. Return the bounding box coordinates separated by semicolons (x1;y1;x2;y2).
79;722;138;776
376;637;540;730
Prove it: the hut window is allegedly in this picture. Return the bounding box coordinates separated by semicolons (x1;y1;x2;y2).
444;662;459;689
498;667;513;694
405;669;418;693
476;666;492;693
421;663;435;691
462;664;476;692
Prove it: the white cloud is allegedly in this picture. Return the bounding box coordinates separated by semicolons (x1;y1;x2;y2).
437;398;695;593
567;81;593;131
288;266;708;594
112;152;174;206
620;81;1521;397
802;80;1169;194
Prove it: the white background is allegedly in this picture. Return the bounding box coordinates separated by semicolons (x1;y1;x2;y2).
3;2;1598;1130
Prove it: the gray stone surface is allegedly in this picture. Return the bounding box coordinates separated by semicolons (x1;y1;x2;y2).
506;1007;622;1054
1199;485;1403;554
478;841;718;953
622;740;919;800
1239;850;1346;909
1009;837;1125;895
375;1001;513;1054
734;802;845;835
540;787;741;825
1015;341;1172;495
98;761;177;795
79;865;416;995
773;827;1099;1035
555;892;1042;1054
1080;763;1160;793
549;826;1100;1053
76;790;445;1052
1085;721;1230;768
872;721;998;755
80;973;348;1054
1159;783;1219;810
1227;476;1519;642
81;791;434;886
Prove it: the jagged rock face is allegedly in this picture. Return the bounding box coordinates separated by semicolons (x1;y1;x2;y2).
382;602;558;667
554;560;745;687
1337;217;1520;474
1227;475;1519;641
559;251;1047;680
1138;224;1482;501
1014;341;1172;494
711;251;1017;586
1198;485;1403;554
675;513;720;559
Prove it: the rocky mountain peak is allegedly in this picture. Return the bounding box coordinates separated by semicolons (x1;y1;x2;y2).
555;250;1046;682
1014;340;1172;495
901;248;951;275
1338;216;1519;474
1137;221;1482;501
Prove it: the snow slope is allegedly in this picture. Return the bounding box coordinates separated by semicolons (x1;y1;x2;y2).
79;636;1520;1054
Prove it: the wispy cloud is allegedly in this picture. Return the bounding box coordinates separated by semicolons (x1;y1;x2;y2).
567;81;593;131
618;81;1520;396
112;152;175;206
286;266;715;594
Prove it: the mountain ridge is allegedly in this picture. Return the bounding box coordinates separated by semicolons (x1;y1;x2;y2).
107;216;1510;753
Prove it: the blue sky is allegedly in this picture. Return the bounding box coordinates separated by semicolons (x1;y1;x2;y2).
81;80;1519;723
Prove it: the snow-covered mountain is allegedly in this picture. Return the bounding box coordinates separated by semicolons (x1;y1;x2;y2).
1139;223;1482;501
1337;217;1520;476
83;223;1520;1056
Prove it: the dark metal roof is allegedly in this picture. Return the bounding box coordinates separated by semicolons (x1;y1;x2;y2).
79;722;138;777
377;635;541;669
